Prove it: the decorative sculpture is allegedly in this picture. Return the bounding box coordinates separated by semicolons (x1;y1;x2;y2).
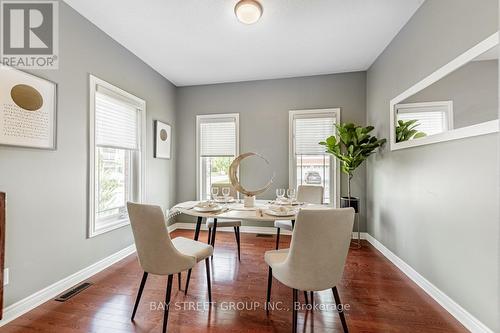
228;152;274;207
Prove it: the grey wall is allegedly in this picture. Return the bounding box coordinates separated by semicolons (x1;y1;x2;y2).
366;0;499;331
0;1;176;307
405;59;498;128
176;73;367;227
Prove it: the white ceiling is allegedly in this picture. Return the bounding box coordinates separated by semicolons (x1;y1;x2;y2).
64;0;425;86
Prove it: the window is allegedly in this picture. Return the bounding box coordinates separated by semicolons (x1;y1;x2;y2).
196;114;239;200
89;75;146;237
289;109;340;205
396;101;453;136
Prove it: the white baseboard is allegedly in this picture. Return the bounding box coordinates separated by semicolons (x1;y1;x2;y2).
171;222;367;240
170;222;293;235
0;244;137;327
364;234;492;333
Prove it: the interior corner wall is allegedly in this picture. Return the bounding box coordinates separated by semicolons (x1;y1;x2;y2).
175;73;367;227
0;1;176;307
366;0;499;330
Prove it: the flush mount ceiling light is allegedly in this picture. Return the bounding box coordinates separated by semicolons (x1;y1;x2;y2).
235;0;263;25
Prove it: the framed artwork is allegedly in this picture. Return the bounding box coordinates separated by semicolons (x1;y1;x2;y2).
154;120;171;159
0;66;57;150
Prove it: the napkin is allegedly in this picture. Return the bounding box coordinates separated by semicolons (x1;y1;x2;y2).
268;205;296;215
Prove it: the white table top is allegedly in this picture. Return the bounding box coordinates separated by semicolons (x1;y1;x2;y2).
172;200;326;222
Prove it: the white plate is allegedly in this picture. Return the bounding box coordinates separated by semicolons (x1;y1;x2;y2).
214;197;235;203
272;200;302;206
264;209;297;217
193;205;222;212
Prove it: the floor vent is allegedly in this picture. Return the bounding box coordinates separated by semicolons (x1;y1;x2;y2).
256;234;273;238
55;282;92;302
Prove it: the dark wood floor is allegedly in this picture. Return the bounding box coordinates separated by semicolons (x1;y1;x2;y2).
1;230;467;333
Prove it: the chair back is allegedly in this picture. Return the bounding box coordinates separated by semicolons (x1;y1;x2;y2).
285;208;354;290
211;183;237;198
127;202;195;275
297;185;323;204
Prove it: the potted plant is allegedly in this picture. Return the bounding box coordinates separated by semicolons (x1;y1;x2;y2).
319;123;386;212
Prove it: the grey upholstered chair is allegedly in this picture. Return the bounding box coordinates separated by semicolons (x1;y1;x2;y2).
206;183;242;260
127;202;214;333
274;185;324;249
265;208;355;333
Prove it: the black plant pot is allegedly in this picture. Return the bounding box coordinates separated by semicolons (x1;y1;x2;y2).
340;196;359;214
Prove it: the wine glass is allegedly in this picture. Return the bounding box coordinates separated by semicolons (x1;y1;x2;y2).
287;188;296;202
222;187;230;201
211;187;219;202
276;188;285;201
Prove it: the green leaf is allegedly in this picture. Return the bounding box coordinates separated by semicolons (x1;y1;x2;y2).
413;132;427;139
319;122;386;175
396;119;425;142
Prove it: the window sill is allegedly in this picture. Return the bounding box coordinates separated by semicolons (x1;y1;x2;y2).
88;218;130;238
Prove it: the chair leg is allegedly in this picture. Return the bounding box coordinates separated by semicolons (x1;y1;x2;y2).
292;288;298;333
234;226;241;261
205;258;212;303
131;272;148;321
266;267;272;314
177;272;181;290
304;291;309;305
162;275;173;333
332;286;349;333
184;269;192;295
275;227;281;250
207;227;212;244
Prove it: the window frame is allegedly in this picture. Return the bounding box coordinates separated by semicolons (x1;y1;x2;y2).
396;101;454;134
288;108;341;207
196;113;240;201
88;75;146;238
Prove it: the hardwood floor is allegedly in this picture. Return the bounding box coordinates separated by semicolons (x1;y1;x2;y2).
1;230;467;333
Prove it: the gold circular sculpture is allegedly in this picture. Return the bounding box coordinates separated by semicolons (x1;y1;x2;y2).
10;84;43;111
160;129;168;141
229;152;274;197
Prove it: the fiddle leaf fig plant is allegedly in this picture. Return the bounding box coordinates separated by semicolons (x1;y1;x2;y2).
319;123;386;200
395;119;427;142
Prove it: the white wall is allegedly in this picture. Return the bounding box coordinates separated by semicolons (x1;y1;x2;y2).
366;0;499;330
0;1;176;307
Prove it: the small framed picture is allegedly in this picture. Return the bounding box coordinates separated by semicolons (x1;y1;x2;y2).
0;66;57;150
154;120;171;159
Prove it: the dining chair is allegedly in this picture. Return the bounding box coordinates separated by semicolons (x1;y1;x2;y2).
265;208;355;333
206;183;242;261
274;185;323;250
127;202;214;333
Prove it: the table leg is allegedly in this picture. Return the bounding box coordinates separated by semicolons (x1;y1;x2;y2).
194;216;202;241
210;218;218;246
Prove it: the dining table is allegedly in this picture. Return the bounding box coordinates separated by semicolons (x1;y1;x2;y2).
171;199;326;241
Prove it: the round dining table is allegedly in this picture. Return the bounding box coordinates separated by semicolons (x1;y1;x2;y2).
171;200;325;241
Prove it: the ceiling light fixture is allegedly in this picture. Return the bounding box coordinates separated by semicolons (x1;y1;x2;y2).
235;0;263;25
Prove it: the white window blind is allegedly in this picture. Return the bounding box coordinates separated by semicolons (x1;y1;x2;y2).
200;119;237;157
96;92;139;150
397;102;452;136
397;111;447;136
294;117;335;155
